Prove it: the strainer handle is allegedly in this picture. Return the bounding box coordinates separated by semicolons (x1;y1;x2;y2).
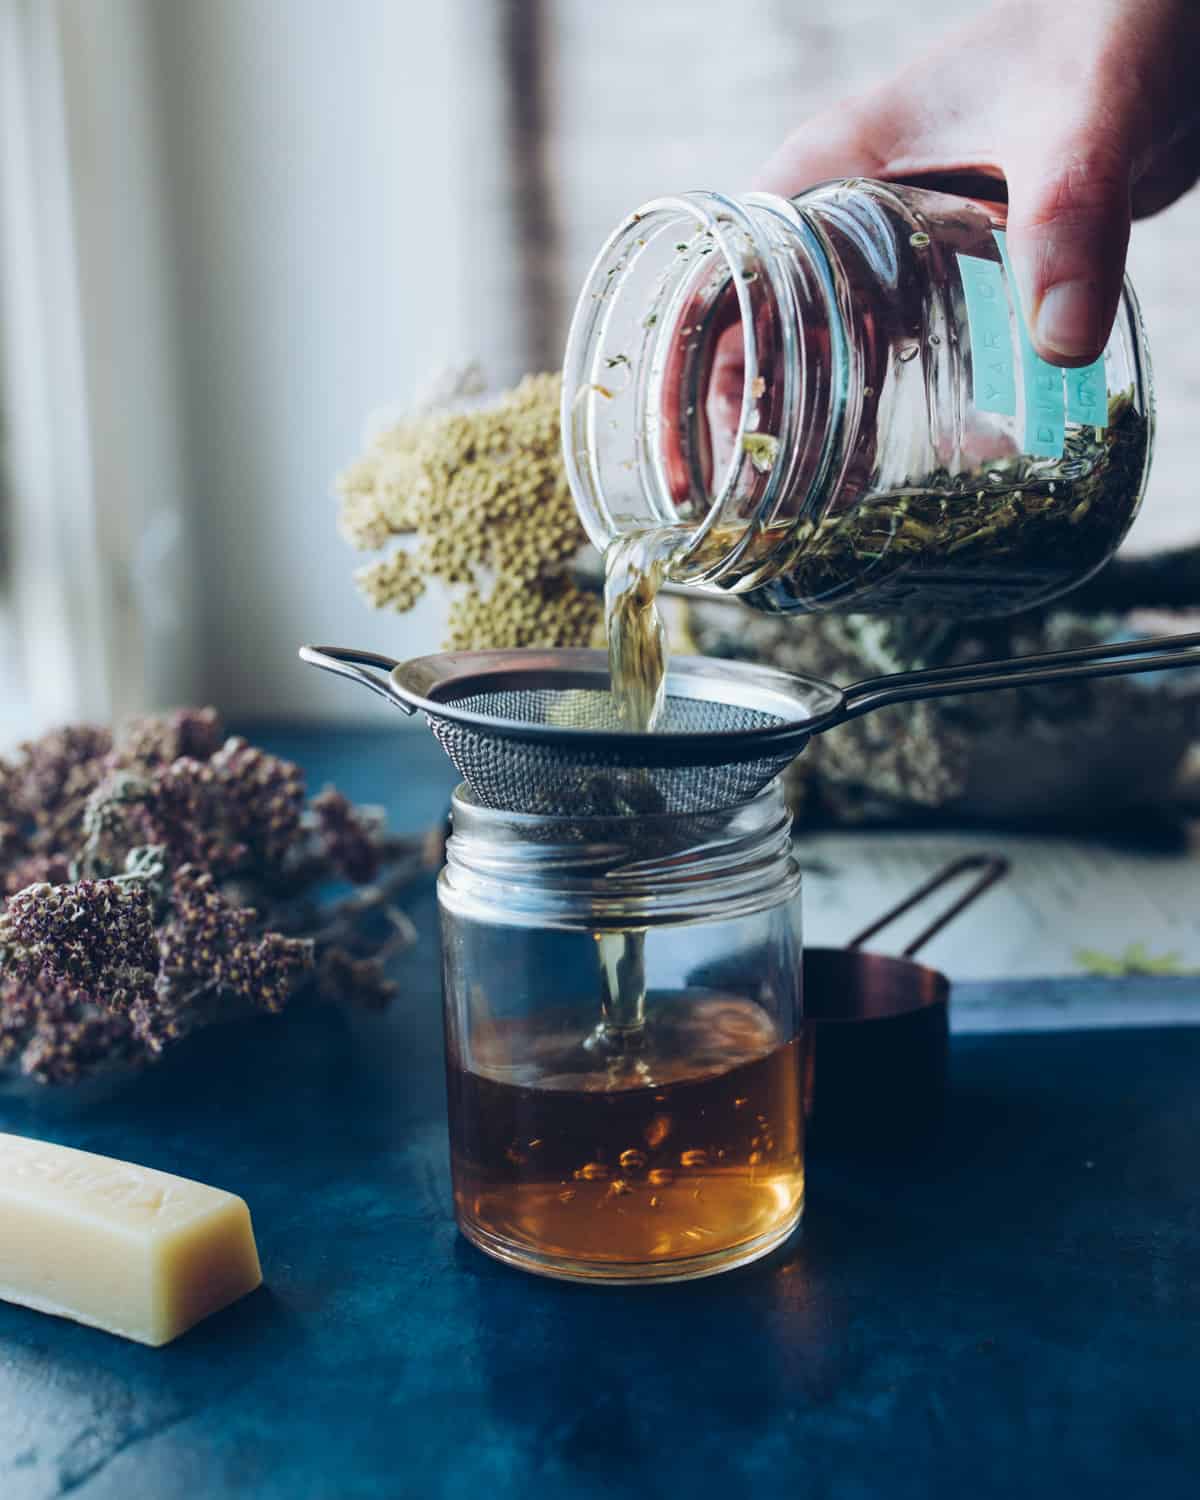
836;630;1200;722
298;646;415;715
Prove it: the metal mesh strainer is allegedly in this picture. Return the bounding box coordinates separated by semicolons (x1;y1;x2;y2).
427;689;795;816
301;635;1200;817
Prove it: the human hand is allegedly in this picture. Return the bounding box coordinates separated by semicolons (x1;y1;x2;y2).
755;0;1200;366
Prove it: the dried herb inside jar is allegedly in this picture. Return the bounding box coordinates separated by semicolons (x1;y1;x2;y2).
745;393;1149;619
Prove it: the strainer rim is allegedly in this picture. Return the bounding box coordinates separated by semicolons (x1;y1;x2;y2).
389;647;843;767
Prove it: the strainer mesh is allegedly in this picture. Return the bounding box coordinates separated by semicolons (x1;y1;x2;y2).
423;687;799;816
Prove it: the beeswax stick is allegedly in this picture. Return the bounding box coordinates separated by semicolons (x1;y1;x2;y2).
0;1132;263;1346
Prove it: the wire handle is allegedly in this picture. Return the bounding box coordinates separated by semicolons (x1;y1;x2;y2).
847;854;1010;958
298;646;415;714
838;630;1200;722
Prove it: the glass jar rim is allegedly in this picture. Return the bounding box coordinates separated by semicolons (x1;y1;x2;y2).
560;189;845;588
441;780;800;929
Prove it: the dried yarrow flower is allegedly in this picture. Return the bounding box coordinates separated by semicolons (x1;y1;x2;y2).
0;712;433;1083
354;549;427;613
9;726;114;820
0;980;144;1086
310;787;382;884
208;738;306;867
336;371;602;650
113;707;224;770
1;878;158;1010
157;866;313;1020
316;948;395;1012
142;758;233;870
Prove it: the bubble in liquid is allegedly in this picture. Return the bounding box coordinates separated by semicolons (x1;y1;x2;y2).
748;1152;763;1166
897;344;920;363
649;1196;661;1209
734;1097;749;1110
644;1114;673;1149
528;1139;544;1151
619;1148;648;1170
929;334;941;346
863;386;875;399
648;1168;674;1187
910;231;931;248
606;1178;633;1198
575;1162;609;1181
559;1188;577;1204
680;1149;709;1169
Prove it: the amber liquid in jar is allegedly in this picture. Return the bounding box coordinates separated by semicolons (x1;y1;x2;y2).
445;994;804;1281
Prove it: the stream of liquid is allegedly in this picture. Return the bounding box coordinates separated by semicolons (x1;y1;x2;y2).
600;520;792;728
602;526;691;733
593;526;693;1070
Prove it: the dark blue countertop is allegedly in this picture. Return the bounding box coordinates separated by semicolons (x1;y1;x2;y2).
1;729;1197;1500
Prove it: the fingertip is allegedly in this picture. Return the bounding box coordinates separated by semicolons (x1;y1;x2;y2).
1032;279;1108;367
1005;139;1132;369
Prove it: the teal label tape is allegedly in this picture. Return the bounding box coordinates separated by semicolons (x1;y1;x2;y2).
957;254;1016;417
957;232;1108;456
992;229;1064;459
1065;357;1108;427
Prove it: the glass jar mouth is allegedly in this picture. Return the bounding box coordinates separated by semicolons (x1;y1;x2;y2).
561;191;842;590
442;779;799;928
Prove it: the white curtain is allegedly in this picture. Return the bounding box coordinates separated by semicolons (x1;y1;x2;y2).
0;0;196;739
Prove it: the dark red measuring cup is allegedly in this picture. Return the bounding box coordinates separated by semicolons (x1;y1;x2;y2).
803;854;1009;1149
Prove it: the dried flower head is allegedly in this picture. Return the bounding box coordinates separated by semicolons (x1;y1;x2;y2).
0;713;433;1083
354;548;426;613
209;738;306;867
157;866;313;1026
1;877;158;1011
336;371;602;650
0;979;144;1085
316;948;395;1012
9;726;114;819
114;707;224;769
310;787;382;884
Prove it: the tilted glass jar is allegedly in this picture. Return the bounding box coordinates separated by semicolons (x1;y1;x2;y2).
562;179;1153;618
438;780;805;1283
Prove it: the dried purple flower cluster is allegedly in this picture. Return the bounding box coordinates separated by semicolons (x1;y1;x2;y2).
1;879;158;1009
310;787;382;884
0;709;434;1084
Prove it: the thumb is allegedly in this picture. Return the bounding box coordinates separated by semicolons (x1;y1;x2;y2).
1005;133;1133;368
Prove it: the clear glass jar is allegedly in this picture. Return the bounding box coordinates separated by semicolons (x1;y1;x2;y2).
438;780;805;1283
562;179;1153;617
